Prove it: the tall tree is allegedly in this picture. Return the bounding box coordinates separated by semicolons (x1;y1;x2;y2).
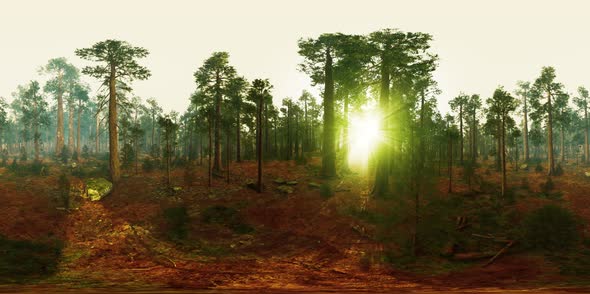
575;86;590;164
515;81;532;162
194;52;236;175
450;94;469;165
486;87;517;197
41;58;79;156
20;81;49;161
158;113;179;187
530;66;563;176
465;94;481;162
226;76;248;162
298;33;359;178
0;97;7;148
76;39;151;183
248;79;272;192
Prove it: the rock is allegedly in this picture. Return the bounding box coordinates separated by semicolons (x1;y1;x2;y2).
520;164;528;170
286;181;298;185
277;185;294;194
85;178;113;201
308;182;321;189
172;186;183;192
274;178;286;184
585;171;590;178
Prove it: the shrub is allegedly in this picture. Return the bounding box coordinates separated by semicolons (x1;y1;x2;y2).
319;183;334;199
142;158;156;172
71;151;78;161
523;204;579;250
29;160;47;176
540;177;554;194
554;163;564;176
535;163;544;173
201;205;253;234
183;163;197;186
163;206;189;240
82;145;90;160
59;148;69;164
19;147;27;162
8;158;18;172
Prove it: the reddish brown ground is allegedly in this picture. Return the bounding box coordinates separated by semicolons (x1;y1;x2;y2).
0;159;589;292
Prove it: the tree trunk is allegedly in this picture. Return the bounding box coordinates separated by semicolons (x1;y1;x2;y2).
257;90;264;193
373;52;390;197
208;114;212;187
448;128;453;193
56;71;64;156
95;111;100;154
459;105;463;164
585;106;589;164
501;116;506;197
321;47;336;177
547;93;555;175
342;93;349;170
236;106;241;162
560;125;565;163
68;97;74;153
76;99;81;158
523;92;529;162
108;64;121;183
213;71;222;174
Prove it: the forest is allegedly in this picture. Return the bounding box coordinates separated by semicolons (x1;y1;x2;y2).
1;28;590;292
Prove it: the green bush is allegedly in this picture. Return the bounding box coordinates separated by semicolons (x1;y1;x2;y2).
540;177;554;194
0;235;62;282
59;148;69;164
29;160;47;176
201;205;253;234
554;163;564;176
142;158;157;172
319;183;334;199
523;204;579;250
163;206;189;240
535;163;544;173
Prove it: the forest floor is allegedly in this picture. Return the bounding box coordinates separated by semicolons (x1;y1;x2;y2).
0;157;590;292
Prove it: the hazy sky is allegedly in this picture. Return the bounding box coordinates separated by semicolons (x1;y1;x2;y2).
1;0;589;115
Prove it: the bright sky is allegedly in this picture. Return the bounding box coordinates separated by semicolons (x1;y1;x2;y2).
1;0;589;115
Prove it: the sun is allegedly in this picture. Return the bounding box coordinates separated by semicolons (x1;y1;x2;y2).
347;113;381;168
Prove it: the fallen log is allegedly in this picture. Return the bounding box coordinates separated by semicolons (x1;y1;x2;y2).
452;252;495;261
483;240;514;267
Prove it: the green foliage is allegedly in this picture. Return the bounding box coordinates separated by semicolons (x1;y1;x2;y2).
19;147;27;162
540;177;554;194
71;150;78;161
142;157;158;172
163;206;189;241
29;160;47;176
60;148;69;164
554;163;564;176
121;143;135;168
319;182;334;199
82;145;90;159
0;235;62;282
201;205;253;234
522;205;579;250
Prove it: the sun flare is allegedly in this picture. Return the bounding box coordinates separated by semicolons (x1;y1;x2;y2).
347;113;381;168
